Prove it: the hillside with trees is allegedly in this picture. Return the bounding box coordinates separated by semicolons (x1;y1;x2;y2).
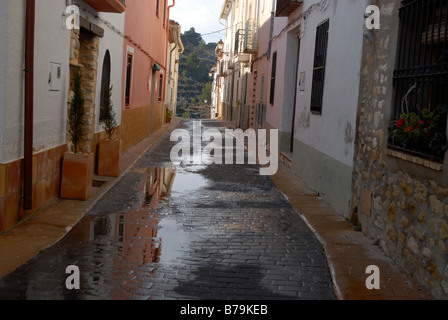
176;28;217;117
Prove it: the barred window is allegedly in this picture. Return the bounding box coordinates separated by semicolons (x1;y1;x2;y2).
269;52;277;105
310;20;329;114
390;0;448;161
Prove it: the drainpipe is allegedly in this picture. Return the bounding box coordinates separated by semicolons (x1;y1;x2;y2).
24;0;35;211
267;0;276;60
168;26;178;103
162;0;176;110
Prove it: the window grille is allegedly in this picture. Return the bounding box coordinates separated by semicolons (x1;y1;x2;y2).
310;20;330;114
125;53;133;106
390;0;448;161
270;52;277;105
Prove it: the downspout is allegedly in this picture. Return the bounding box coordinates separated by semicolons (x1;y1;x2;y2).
24;0;35;211
267;0;276;60
168;26;178;110
165;0;176;70
162;0;176;110
168;27;178;86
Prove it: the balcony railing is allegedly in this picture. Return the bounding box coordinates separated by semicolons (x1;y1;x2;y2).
244;19;258;54
235;29;245;55
234;29;250;63
83;0;126;13
276;0;302;17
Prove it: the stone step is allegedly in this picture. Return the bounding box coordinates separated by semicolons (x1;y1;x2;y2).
280;152;293;169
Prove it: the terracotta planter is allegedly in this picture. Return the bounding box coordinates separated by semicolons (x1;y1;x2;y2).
60;152;94;200
98;139;122;177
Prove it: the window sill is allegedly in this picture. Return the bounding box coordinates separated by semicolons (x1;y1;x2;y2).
386;148;443;172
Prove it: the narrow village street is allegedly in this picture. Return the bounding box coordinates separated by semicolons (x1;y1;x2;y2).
1;0;447;303
0;120;336;300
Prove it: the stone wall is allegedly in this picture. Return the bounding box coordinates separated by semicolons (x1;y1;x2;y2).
68;28;100;154
351;0;448;299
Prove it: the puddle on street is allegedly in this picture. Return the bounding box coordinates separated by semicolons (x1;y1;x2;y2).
68;163;209;272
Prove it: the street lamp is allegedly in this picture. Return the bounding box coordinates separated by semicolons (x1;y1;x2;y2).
217;40;224;51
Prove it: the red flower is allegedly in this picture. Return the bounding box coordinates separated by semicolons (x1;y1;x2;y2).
397;118;406;128
418;120;424;125
407;127;412;132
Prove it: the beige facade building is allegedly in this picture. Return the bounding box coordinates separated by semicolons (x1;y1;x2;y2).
166;20;184;117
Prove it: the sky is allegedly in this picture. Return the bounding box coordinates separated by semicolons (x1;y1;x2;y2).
169;0;226;44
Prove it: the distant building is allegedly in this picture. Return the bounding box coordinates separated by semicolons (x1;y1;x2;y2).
166;20;184;117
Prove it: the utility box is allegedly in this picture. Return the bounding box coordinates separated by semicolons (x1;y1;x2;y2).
49;62;62;92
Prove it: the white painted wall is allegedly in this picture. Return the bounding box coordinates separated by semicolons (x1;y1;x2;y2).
94;11;125;133
1;0;72;162
0;0;125;163
2;0;26;163
33;0;72;154
293;0;368;167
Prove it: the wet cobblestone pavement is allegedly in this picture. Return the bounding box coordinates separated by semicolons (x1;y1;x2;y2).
0;120;336;300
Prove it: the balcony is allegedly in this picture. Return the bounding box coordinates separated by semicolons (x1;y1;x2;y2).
234;29;251;63
83;0;126;13
243;19;258;54
276;0;302;17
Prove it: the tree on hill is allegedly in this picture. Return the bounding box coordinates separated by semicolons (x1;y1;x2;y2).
177;27;217;117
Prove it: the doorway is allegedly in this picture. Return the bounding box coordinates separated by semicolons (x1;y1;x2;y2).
281;27;301;154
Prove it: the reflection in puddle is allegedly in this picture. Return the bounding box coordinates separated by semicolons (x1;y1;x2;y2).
68;164;209;288
170;170;208;195
4;162;212;299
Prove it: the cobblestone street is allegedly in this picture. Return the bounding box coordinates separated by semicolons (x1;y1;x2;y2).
0;120;336;300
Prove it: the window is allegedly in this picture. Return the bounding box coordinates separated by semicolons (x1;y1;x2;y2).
269;52;277;105
259;75;265;127
163;0;167;27
125;53;133;106
158;74;164;101
390;0;448;161
310;20;329;114
260;74;265;104
100;50;111;121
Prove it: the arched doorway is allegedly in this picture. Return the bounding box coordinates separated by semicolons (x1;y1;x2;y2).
100;50;111;122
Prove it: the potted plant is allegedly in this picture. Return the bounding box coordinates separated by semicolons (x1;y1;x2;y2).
388;105;448;161
98;80;121;177
166;107;173;123
60;71;94;200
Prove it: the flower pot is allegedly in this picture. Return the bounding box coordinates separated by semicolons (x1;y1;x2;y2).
98;139;122;177
60;152;94;200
